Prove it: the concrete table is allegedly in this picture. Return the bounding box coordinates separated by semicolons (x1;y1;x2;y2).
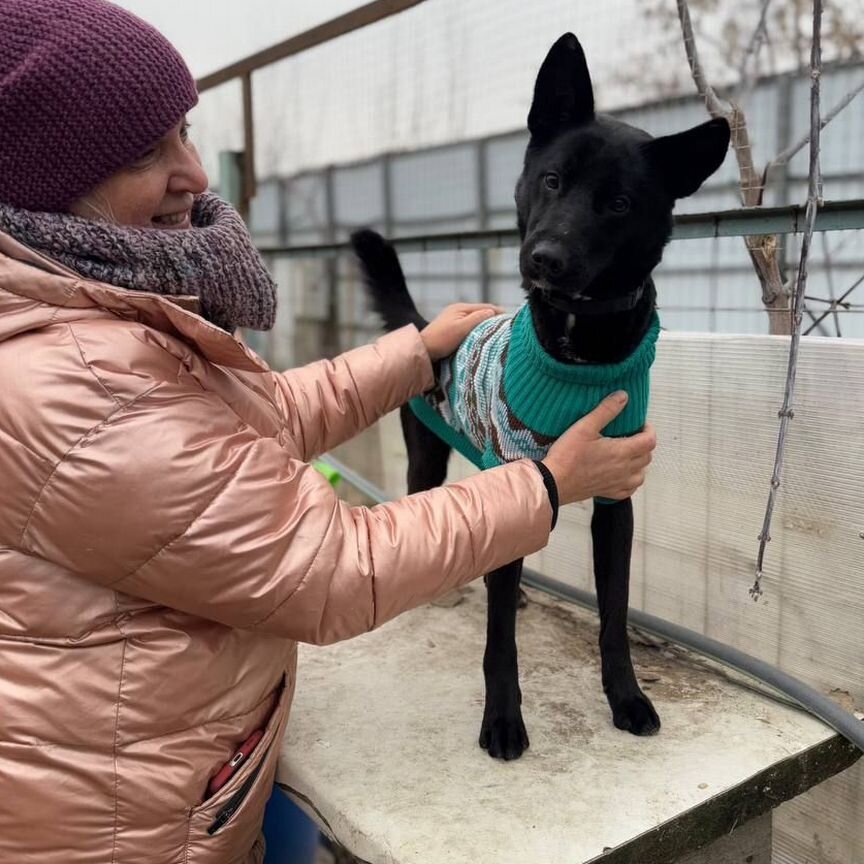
276;586;859;864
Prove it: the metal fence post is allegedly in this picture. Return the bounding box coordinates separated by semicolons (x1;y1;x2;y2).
476;139;491;304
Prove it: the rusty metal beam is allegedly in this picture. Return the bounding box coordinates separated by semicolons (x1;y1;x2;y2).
241;73;256;211
197;0;428;92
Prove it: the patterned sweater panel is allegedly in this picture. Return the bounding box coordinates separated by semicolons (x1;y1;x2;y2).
410;306;660;470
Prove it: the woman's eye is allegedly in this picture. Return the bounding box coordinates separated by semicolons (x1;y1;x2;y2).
544;172;560;191
180;122;192;142
130;147;158;168
610;195;631;214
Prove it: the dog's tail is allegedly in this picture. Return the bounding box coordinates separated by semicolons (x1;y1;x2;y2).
350;228;428;333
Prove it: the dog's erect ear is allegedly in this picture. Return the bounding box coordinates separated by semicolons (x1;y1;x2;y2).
643;117;731;199
527;33;594;143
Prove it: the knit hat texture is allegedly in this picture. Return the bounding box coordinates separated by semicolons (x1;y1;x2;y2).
0;0;199;212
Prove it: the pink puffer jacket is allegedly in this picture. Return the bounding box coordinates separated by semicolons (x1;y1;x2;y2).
0;232;552;864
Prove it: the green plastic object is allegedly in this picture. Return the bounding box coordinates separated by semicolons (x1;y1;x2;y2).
312;460;341;488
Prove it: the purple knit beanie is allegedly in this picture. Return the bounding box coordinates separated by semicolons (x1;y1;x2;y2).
0;0;199;212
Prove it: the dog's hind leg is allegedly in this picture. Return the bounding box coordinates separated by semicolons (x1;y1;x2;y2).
591;498;661;736
401;404;528;757
479;558;529;759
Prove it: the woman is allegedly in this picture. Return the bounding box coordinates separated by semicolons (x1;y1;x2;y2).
0;1;655;861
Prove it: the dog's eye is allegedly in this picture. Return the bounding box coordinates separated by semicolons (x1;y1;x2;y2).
543;172;560;191
610;195;631;214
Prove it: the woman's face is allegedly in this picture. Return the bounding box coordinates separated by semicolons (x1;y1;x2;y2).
69;118;208;229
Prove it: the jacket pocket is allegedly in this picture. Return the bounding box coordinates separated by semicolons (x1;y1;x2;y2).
206;737;274;835
185;678;291;862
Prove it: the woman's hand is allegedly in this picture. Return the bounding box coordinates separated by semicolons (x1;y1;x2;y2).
542;392;657;503
419;303;504;362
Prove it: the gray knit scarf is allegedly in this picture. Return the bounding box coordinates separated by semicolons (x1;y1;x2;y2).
0;192;276;332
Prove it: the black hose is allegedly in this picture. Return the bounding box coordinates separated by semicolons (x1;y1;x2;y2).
521;570;864;751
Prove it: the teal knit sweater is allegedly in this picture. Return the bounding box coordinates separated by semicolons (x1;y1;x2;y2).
410;305;660;476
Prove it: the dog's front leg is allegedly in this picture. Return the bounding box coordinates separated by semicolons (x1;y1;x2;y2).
479;558;529;760
591;499;660;736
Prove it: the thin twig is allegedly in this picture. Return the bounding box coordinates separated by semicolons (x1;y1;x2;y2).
766;76;864;173
752;0;823;601
804;270;864;334
735;0;774;104
803;303;830;336
803;294;851;309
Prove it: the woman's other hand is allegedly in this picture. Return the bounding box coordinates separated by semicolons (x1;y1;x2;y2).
419;303;504;362
543;392;657;504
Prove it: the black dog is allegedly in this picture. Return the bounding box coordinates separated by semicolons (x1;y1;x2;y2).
351;33;729;760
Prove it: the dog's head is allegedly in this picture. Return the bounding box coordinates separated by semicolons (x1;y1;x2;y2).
516;33;730;311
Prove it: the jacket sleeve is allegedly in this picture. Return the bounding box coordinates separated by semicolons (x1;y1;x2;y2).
273;325;434;461
21;381;551;645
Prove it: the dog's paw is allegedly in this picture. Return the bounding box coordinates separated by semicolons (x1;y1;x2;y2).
479;711;530;760
610;691;661;736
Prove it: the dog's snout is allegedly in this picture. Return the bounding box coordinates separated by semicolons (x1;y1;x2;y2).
530;241;566;278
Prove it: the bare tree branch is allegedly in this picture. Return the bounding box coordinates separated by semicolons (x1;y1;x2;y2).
766;75;864;171
676;0;791;333
675;0;731;117
752;0;823;601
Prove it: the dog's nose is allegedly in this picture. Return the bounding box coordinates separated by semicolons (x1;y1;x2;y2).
530;241;565;278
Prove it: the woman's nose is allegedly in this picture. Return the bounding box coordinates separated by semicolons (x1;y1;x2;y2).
169;143;209;195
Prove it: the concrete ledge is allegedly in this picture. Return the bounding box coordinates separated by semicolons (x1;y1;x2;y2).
277;586;859;864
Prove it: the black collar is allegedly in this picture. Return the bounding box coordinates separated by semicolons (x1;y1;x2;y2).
542;283;647;316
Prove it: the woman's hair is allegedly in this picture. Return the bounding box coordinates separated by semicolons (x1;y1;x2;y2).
0;0;198;214
72;191;119;225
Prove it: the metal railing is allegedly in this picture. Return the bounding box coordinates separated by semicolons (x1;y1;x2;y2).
197;0;428;214
256;199;864;258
